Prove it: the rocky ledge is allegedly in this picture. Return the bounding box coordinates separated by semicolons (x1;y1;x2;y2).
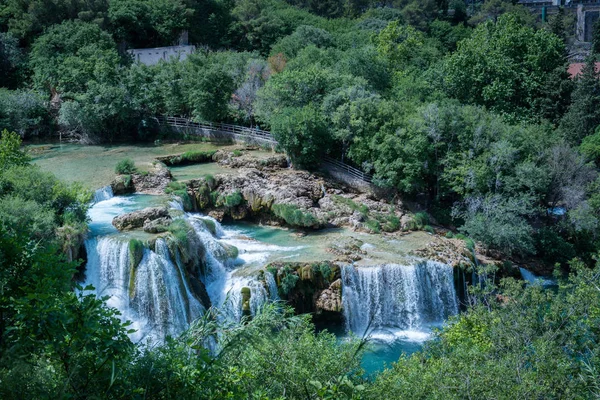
112;207;171;232
175;151;412;233
111;162;172;195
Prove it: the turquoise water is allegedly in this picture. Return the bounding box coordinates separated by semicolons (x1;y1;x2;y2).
361;337;423;375
87;193;171;236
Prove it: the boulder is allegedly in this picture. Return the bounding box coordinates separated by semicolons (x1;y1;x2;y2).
112;207;170;231
143;216;173;233
315;279;343;312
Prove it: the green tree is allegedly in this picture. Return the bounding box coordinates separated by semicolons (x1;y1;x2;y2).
560;56;600;144
30;20;120;95
269;105;329;168
443;14;567;121
0;129;29;170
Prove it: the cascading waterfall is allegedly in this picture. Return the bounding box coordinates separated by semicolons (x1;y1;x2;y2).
265;271;280;301
341;261;458;336
93;185;114;203
84;236;205;341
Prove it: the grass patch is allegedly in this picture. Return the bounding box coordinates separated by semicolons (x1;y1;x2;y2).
165;181;192;210
115;158;137;174
365;219;381;233
162;150;217;166
232;149;242;157
271;204;319;228
167;219;191;246
331;195;369;216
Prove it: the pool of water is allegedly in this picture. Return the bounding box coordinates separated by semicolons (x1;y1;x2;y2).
28;142;236;189
87;193;172;236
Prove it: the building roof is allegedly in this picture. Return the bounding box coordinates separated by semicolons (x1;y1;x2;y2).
568;62;600;78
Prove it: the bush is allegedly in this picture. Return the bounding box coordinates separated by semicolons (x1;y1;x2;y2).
365;218;381;233
217;191;243;209
115;158;137;174
414;212;429;228
271;203;319;228
280;267;299;295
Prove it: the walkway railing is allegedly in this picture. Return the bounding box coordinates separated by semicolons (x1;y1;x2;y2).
158;115;373;184
157;115;278;144
323;156;373;183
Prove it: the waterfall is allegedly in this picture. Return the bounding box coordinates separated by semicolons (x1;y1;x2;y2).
84;236;205;341
341;261;458;336
519;267;555;287
265;271;280;301
93;185;114;203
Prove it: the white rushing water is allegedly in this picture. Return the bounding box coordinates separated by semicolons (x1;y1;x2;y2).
341;261;458;338
84;194;460;347
93;185;114;203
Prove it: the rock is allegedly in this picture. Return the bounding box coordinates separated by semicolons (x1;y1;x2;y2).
208;210;225;221
143;216;172;233
401;214;415;231
316;279;343;312
131;167;172;194
111;174;134;195
112;207;170;231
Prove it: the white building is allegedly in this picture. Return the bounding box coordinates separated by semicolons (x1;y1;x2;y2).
128;45;196;66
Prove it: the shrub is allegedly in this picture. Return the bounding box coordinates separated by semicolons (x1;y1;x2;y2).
128;239;144;270
424;225;435;234
281;266;299;295
217;191;243;209
381;214;400;232
167;219;191;246
115;158;137;174
232;150;242;157
445;231;455;239
271;204;319;228
365;218;381;233
414;212;429;228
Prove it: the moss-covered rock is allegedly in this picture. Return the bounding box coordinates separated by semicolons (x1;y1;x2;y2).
241;287;252;317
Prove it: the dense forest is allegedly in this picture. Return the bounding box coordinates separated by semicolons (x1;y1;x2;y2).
2;0;600;398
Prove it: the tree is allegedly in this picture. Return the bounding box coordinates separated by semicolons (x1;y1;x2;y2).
269;105;329;168
108;0;193;48
0;33;25;89
0;90;52;138
30;21;120;95
0;129;29;170
559;56;600;144
453;193;535;256
443;14;567;121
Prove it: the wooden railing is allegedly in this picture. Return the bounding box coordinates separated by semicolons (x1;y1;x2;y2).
157;115;277;144
323;156;373;183
158;115;373;184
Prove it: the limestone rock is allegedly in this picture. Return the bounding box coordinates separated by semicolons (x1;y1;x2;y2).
111;174;135;195
316;279;342;312
112;207;170;231
143;216;172;233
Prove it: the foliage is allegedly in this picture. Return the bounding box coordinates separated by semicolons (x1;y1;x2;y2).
115;158;137;174
0;129;30;170
442;14;568;121
453;194;535;256
216;191;244;209
30;20;120;94
367;260;600;399
271;203;319;228
0;90;52;138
